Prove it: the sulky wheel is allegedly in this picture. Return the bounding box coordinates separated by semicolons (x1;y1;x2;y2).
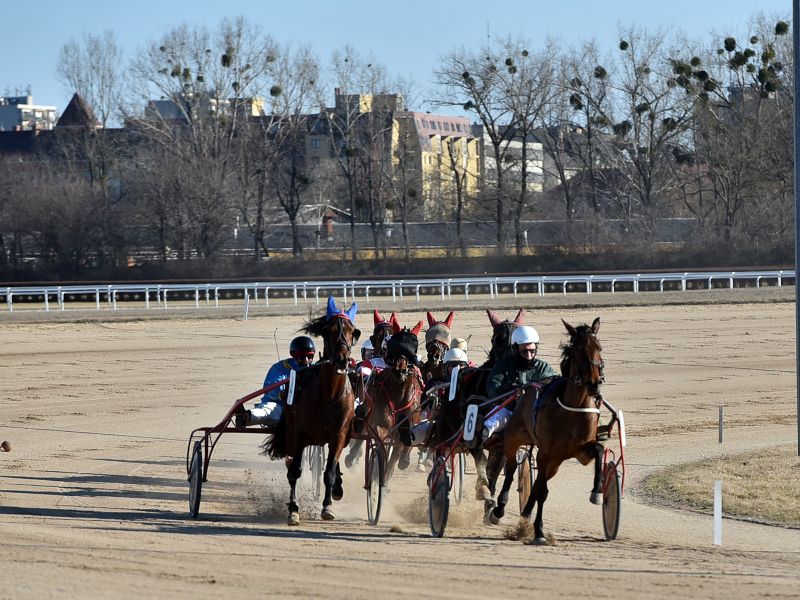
366;441;385;526
428;457;450;538
602;460;622;540
517;446;535;514
188;440;203;519
452;452;466;505
308;445;324;501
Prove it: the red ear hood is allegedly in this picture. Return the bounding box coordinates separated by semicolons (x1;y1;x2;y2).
514;308;525;325
427;311;455;328
389;313;401;333
487;309;501;328
410;321;424;336
373;309;386;327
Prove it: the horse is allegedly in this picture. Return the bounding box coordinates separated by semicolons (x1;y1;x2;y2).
343;309;402;469
262;296;361;526
363;323;424;483
488;317;605;545
420;311;454;384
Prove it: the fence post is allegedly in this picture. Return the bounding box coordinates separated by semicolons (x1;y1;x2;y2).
7;289;12;312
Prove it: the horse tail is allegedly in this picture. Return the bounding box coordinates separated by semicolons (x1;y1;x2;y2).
260;418;287;459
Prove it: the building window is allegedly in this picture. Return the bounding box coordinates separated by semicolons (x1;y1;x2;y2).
311;138;321;148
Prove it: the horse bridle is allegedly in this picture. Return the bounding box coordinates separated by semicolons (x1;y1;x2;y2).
570;333;605;389
327;315;355;371
426;339;447;364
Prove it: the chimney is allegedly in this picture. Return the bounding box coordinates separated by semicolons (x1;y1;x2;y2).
334;87;341;96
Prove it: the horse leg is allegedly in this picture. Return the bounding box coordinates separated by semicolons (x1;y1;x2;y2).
397;445;412;471
530;455;561;545
344;439;363;469
333;462;344;501
470;448;492;502
589;442;604;505
488;457;516;525
483;447;505;512
384;444;401;486
286;444;304;526
321;443;338;520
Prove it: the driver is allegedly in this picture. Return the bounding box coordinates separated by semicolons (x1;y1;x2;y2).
236;336;316;427
471;325;556;446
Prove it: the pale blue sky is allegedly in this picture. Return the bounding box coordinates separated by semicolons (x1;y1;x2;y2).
2;0;791;115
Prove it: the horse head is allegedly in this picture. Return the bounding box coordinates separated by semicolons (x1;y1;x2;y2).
486;308;525;364
561;317;603;396
424;311;454;368
384;321;423;382
303;297;361;372
369;309;400;357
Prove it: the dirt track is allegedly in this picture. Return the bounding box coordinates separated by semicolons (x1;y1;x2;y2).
1;295;799;599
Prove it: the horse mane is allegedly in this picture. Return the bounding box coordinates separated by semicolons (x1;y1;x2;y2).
301;313;330;338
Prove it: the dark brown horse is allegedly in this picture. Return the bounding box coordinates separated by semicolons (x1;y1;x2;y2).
426;309;524;503
262;297;361;525
364;323;424;482
488;318;605;544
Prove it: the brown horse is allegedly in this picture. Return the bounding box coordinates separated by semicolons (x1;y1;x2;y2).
364;323;424;482
489;317;605;545
420;311;454;384
262;297;361;526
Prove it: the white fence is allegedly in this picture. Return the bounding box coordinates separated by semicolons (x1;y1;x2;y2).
0;270;792;313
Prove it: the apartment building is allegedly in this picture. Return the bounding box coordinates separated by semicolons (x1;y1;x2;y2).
0;94;58;131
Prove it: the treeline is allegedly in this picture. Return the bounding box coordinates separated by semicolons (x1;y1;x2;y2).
0;14;793;279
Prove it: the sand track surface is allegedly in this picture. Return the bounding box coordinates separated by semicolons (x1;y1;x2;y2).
1;298;799;599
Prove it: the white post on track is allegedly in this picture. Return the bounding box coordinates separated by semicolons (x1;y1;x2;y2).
713;481;722;546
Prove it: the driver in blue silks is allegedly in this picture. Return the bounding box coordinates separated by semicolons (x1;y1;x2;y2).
236;335;316;427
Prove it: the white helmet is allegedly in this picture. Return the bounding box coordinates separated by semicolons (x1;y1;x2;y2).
361;339;374;351
443;347;468;364
511;325;540;346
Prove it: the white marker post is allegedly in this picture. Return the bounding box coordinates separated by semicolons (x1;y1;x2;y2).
713;480;722;546
719;405;724;444
243;289;250;321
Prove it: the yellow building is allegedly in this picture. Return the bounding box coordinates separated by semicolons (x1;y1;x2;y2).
393;111;480;219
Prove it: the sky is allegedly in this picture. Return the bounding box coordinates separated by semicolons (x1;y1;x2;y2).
2;0;792;116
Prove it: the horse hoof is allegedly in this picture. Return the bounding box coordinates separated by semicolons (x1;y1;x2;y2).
476;484;492;501
332;486;344;502
321;507;335;521
590;491;602;505
524;536;549;546
488;509;502;526
287;512;300;526
398;456;411;471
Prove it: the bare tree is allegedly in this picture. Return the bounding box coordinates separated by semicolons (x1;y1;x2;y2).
322;47;397;259
126;17;275;260
434;42;517;253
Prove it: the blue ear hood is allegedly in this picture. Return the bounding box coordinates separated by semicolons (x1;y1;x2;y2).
326;296;338;319
346;302;358;322
326;296;358;323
